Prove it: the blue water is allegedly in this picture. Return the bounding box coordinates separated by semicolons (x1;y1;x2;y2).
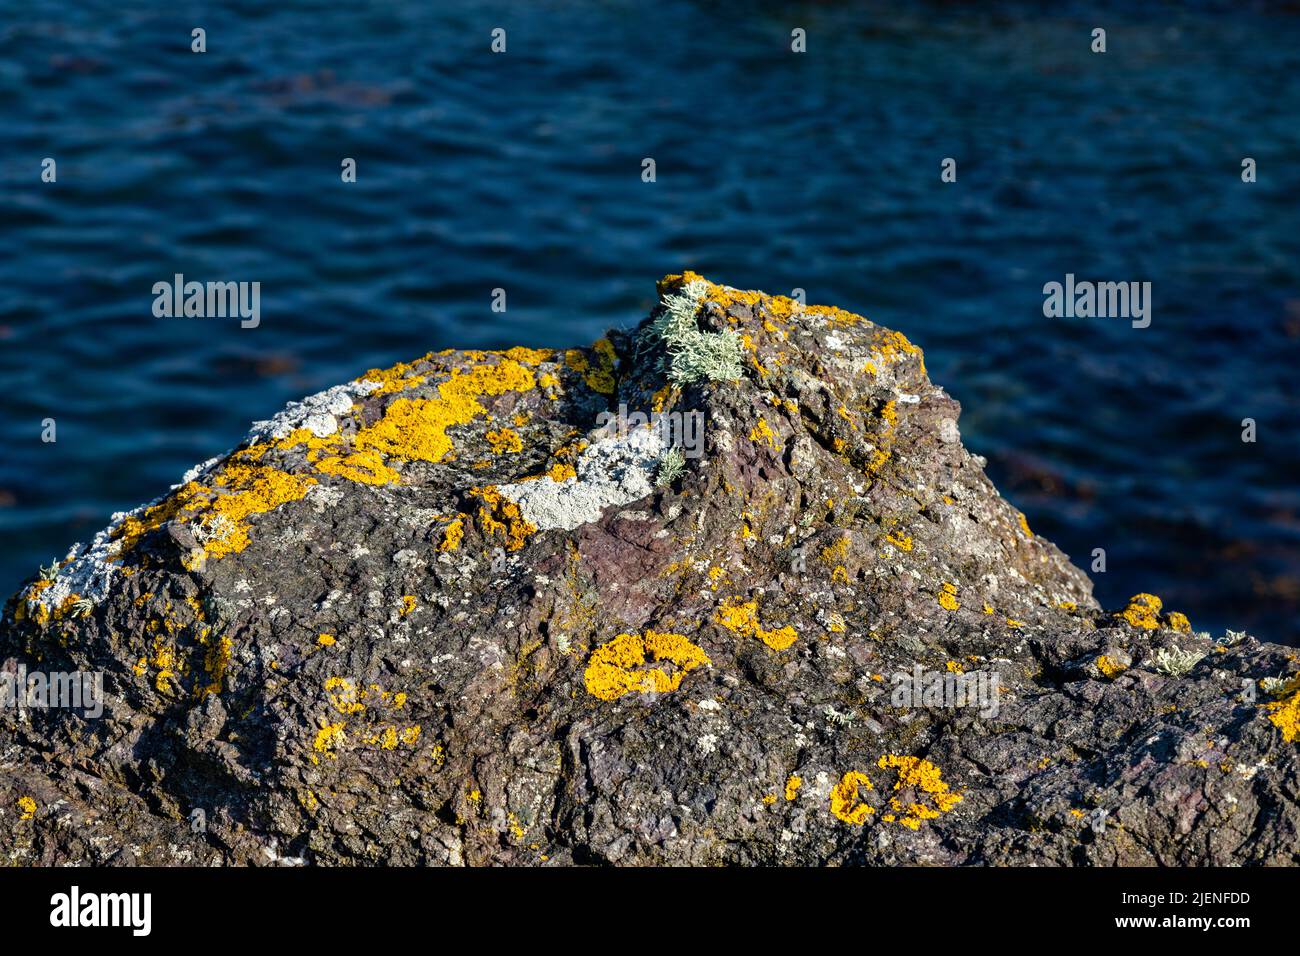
2;1;1298;644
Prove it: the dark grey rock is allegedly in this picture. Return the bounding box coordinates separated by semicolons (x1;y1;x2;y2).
2;272;1297;866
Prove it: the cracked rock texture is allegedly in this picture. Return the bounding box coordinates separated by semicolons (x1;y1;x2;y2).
3;273;1298;866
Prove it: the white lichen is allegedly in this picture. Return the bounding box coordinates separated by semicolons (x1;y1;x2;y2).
248;379;382;443
496;421;665;532
655;446;686;486
1152;645;1207;678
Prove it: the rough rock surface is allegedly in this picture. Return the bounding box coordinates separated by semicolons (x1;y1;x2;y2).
3;273;1298;866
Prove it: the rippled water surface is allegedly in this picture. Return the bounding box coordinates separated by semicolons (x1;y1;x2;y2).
2;1;1298;643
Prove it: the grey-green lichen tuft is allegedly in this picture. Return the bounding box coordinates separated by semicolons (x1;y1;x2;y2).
639;278;744;385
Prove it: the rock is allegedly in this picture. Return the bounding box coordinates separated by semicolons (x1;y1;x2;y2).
2;272;1297;866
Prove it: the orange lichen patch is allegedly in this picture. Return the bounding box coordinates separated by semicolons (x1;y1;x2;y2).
713;596;798;651
876;755;962;830
14;579;53;622
364;724;422;750
313;447;401;485
438;519;464;552
353;358;537;464
317;633;336;647
471;485;536;552
583;630;711;701
136;633;181;692
819;536;849;566
749;416;777;449
564;340;618;396
885;531;913;552
651;384;675;413
16;796;37;821
486;427;523;454
358;356;429;394
497;346;553;366
325;677;367;715
784;775;803;801
1263;676;1300;743
108;456;318;569
869;329;927;377
659;271;871;335
399;595;417;617
938;582;960;612
193;464;317;561
740;333;770;376
1017;512;1033;538
1096;655;1126;679
543;462;576;482
110;495;191;558
946;660;965;674
196;634;233;699
1166;611;1192;633
1118;593;1162;629
314;722;346;755
862;400;899;476
830;771;874;825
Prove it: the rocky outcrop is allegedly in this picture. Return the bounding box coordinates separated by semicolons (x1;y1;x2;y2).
3;273;1297;866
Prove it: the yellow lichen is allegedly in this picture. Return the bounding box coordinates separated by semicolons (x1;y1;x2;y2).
472;486;536;552
358;356;429;394
583;630;711;701
714;596;798;651
353;358;537;464
830;770;874;825
197;635;233;699
885;531;913;552
325;677;366;715
317;633;336;647
938;582;960;611
543;463;576;482
749;416;777;449
16;796;36;820
1096;655;1126;679
399;595;417;617
314;722;346;755
438;519;464;552
1118;593;1162;629
313;447;401;486
486;427;523;454
876;755;962;829
784;774;802;801
1263;678;1300;743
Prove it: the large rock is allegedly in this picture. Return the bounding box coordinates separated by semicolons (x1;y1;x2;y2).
3;273;1297;866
